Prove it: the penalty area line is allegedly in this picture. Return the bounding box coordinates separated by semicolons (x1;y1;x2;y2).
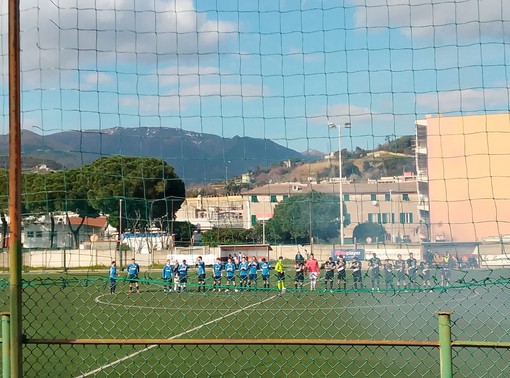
76;293;278;378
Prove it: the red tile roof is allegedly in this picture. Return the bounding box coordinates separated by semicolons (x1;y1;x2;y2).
68;216;108;228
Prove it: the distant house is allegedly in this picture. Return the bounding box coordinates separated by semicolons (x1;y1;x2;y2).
22;214;110;249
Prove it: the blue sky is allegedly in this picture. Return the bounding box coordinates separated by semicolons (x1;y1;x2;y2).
1;0;510;156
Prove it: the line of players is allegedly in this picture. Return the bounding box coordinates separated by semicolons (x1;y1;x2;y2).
159;252;453;293
114;252;455;294
322;252;454;292
161;256;277;293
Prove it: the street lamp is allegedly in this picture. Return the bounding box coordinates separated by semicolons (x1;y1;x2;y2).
225;160;231;186
328;121;351;246
119;198;123;270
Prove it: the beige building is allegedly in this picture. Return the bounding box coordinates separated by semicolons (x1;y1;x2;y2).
175;195;244;230
416;114;510;243
244;181;420;243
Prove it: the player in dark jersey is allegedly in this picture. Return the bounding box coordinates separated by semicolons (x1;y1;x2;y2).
172;261;180;292
407;253;418;289
383;259;394;290
336;257;347;291
368;253;381;291
440;255;454;288
351;257;363;290
294;261;305;291
324;257;336;291
395;254;406;290
420;261;432;291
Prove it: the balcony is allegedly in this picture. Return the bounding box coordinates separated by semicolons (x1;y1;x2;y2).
417;169;428;182
415;145;427;155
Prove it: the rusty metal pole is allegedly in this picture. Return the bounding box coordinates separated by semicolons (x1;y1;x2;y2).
8;0;23;376
437;312;453;378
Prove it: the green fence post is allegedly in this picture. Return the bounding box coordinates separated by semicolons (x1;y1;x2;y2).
437;311;453;378
1;312;10;378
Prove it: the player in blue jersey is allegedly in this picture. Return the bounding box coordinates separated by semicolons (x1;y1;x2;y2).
178;260;190;292
224;257;237;292
259;258;271;290
126;258;140;293
161;259;173;292
239;256;249;291
109;260;117;294
196;256;206;292
248;257;259;290
212;257;223;292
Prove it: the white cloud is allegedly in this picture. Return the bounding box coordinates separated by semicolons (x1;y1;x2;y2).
417;88;510;113
350;0;510;41
179;83;267;97
309;103;395;126
1;0;238;88
81;72;113;88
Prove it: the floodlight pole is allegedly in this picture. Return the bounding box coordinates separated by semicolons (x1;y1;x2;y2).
328;121;351;246
119;199;123;270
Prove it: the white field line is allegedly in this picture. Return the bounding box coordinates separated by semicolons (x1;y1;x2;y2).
93;290;479;312
76;293;278;378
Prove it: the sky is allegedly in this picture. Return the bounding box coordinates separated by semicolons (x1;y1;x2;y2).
1;0;510;156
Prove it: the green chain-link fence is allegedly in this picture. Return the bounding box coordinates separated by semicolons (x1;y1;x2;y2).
1;264;510;376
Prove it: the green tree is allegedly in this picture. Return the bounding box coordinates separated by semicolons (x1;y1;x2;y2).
85;156;185;233
266;191;347;243
353;222;386;243
201;227;257;247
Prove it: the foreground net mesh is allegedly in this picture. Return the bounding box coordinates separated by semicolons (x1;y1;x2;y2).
1;0;510;376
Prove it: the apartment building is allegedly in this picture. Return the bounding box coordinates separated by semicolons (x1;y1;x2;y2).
244;180;420;243
416;114;510;243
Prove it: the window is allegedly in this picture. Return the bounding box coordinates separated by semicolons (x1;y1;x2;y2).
368;213;381;224
344;213;351;224
382;213;395;224
402;193;410;201
283;194;289;200
35;231;43;238
399;212;414;224
270;195;277;203
251;195;258;203
343;194;350;201
385;193;391;201
251;215;257;226
370;193;377;201
27;231;34;238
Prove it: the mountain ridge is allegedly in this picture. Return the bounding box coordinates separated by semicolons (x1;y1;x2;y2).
12;127;304;183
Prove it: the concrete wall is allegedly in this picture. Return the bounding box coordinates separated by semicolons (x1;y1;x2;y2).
2;241;510;270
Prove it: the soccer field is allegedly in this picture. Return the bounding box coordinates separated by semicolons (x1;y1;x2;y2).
2;267;510;377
